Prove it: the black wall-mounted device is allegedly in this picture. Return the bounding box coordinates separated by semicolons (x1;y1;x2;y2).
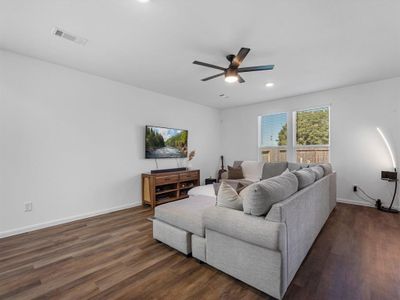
381;171;398;181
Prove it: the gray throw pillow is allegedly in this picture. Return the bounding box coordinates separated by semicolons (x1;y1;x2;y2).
213;181;247;196
310;166;324;180
216;181;243;211
261;162;288;179
319;163;333;176
227;165;244;179
241;172;298;216
293;168;316;190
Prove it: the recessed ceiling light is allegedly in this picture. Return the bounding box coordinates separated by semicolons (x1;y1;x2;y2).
137;0;150;3
265;82;275;87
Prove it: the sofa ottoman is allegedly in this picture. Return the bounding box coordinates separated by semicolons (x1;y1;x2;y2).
153;195;215;259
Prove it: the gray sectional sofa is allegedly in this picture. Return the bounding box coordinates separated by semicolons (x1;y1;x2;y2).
153;161;336;299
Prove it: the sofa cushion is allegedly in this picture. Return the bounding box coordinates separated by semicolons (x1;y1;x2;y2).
288;162;303;171
319;163;333;176
241;172;298;216
233;161;243;168
154;195;215;237
227;165;244;179
310;166;324;180
216;181;244;211
188;184;216;198
261;162;289;179
221;179;256;186
293;168;316;190
288;162;315;170
241;161;264;181
204;206;286;251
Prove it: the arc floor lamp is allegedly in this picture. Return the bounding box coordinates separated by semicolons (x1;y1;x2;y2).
376;127;398;213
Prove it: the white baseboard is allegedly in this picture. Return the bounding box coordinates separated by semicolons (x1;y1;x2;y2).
0;202;142;239
337;197;399;210
337;198;375;207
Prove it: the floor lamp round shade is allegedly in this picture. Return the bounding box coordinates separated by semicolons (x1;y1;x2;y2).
377;127;396;170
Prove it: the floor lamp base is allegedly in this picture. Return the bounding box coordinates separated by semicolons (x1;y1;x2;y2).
377;206;399;214
376;199;399;213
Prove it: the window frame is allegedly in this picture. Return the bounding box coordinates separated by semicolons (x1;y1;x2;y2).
258;105;331;163
258;112;289;163
294;106;330;148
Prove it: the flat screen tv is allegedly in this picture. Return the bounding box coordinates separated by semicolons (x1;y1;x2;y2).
145;126;188;159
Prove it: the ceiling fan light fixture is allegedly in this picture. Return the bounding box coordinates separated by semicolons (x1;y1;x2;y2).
225;69;238;83
225;75;238;83
193;47;275;84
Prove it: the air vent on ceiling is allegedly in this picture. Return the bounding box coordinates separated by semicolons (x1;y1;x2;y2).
51;27;88;45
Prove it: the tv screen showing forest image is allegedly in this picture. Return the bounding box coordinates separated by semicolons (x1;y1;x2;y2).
145;126;188;159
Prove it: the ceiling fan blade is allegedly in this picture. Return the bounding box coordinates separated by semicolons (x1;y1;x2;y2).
238;75;245;83
238;65;275;73
193;61;226;71
201;72;225;81
231;47;251;67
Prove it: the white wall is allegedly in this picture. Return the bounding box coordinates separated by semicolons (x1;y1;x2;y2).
0;50;221;236
2;48;399;238
221;78;400;208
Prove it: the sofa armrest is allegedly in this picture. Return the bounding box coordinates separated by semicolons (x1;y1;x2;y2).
265;172;336;285
203;206;286;251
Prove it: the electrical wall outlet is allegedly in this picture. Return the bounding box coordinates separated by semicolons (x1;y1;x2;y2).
24;202;32;212
353;185;358;192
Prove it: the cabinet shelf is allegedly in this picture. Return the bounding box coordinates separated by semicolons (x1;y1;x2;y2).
180;185;194;190
156;188;178;195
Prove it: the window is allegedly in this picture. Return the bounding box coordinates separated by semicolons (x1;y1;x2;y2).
295;107;329;164
259;106;330;164
259;113;288;163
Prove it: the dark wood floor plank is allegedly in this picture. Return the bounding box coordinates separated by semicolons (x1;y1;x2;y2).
0;203;399;299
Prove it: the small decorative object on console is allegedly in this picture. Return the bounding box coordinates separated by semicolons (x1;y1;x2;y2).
186;150;196;169
205;177;217;185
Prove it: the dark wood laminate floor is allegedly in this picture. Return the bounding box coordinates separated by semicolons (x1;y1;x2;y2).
0;203;399;300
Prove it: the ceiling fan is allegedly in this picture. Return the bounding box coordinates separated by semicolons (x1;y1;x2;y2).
193;47;274;83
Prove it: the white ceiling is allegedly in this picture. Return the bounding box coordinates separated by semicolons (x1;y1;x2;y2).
1;0;400;108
